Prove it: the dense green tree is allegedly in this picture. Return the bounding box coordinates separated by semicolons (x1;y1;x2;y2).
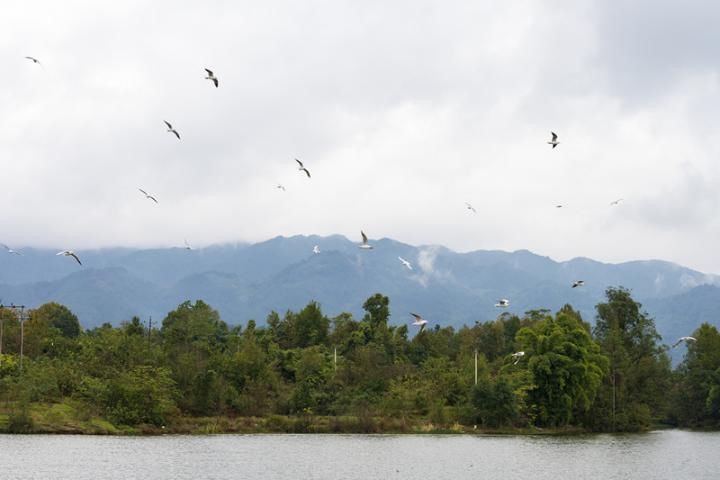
590;287;671;431
161;300;229;415
671;323;720;427
32;303;81;339
516;307;607;427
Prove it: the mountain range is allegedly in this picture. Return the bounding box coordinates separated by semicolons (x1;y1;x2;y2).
1;235;718;355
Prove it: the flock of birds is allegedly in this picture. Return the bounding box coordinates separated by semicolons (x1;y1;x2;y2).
2;56;698;359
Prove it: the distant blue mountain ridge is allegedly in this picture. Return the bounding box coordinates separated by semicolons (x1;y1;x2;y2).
0;235;718;354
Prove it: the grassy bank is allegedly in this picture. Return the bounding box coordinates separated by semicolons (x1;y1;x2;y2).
0;401;591;436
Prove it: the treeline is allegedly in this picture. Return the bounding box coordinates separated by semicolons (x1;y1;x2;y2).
0;287;719;433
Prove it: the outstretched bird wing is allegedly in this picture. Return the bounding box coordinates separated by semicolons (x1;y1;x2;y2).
164;120;172;129
70;253;82;265
295;158;304;168
551;131;557;141
205;68;213;76
361;231;368;243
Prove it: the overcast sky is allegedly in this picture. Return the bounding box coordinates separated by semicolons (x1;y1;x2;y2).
2;1;720;272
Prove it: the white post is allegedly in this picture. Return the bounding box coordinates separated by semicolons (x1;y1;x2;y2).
474;349;478;386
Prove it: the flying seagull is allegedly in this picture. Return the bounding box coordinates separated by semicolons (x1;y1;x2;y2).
465;202;477;214
295;158;311;178
547;131;559;149
204;68;219;88
164;120;181;140
511;351;525;365
138;188;158;203
56;250;82;265
359;231;373;250
313;245;320;254
1;244;22;255
610;198;624;206
276;184;286;191
410;313;429;332
184;239;193;251
672;336;697;348
398;256;413;270
495;298;510;308
25;56;41;65
555;204;564;209
572;280;585;288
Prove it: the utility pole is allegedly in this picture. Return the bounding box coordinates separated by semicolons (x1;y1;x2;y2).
0;304;26;367
19;306;25;371
612;368;616;432
147;316;153;339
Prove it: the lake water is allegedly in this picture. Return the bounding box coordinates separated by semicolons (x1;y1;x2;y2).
0;430;718;479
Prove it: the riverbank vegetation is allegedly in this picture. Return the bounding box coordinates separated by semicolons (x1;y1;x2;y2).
0;287;718;434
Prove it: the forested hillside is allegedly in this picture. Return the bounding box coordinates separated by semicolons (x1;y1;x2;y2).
1;288;717;434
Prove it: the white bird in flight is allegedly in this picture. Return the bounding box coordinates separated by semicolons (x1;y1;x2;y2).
358;231;373;250
547;131;559;149
555;204;563;209
164;120;181;140
398;256;413;270
138;188;158;204
184;239;193;251
276;184;286;192
511;351;525;365
465;202;477;214
25;56;41;65
410;313;429;332
672;336;697;348
572;280;585;288
610;198;624;206
204;68;219;88
313;245;320;254
295;158;311;178
57;250;82;265
495;298;510;308
1;244;22;255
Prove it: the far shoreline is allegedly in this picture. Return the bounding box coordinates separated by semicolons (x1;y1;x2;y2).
2;405;683;436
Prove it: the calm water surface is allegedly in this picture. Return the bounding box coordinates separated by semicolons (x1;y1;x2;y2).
1;430;718;479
